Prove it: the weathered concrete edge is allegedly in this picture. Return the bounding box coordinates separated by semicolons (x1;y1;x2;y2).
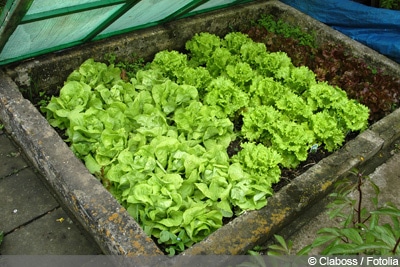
0;70;164;256
369;108;400;149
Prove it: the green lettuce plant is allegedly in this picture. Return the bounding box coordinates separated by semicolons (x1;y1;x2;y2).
42;31;369;254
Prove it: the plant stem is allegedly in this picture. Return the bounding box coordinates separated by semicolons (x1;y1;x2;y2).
393;236;400;254
356;172;363;225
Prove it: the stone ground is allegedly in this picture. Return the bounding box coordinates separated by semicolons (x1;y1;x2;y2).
0;126;102;255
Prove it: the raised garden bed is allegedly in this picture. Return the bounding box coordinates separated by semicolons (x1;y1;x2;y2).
1;1;400;257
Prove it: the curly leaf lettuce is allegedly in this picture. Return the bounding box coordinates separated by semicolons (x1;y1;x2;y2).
204;76;249;116
151;50;188;81
230;143;281;213
185;32;222;65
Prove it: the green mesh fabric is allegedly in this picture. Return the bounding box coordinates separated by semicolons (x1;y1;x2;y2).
2;5;123;61
0;0;254;65
26;0;103;14
99;0;193;36
191;0;238;12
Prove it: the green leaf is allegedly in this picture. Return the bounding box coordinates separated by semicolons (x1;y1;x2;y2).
324;243;358;255
226;62;254;87
185;32;222;66
297;244;312;256
159;230;173;243
284;65;316;94
182;204;207;226
340;228;364;245
216;199;233;218
370;225;397;247
83;154;102;174
176;66;212;95
231;142;282;185
223;32;254;54
371;206;400;217
273;235;290;251
311;234;339;248
158;211;183;227
151;50;188;80
127;183;154;205
204;76;249;116
152;80;198;115
349;242;393;254
317;227;342;236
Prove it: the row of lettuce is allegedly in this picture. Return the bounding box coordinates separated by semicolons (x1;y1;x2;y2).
42;32;369;254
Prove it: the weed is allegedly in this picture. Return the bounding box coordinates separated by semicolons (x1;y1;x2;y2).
20;75;52;109
256;15;316;48
158;230;194;256
380;0;400;10
266;169;400;255
104;53;147;80
37;91;51;109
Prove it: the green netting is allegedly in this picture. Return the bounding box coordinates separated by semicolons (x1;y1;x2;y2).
191;0;238;12
26;0;105;14
0;0;255;65
2;5;124;60
98;0;195;37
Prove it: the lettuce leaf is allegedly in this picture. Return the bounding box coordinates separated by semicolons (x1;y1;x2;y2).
67;58;121;88
176;66;212;98
42;81;92;129
310;111;345;152
152;80;198;115
150;50;188;81
204;76;249;116
232;142;282;184
173;101;234;149
223;32;254;54
185;32;222;66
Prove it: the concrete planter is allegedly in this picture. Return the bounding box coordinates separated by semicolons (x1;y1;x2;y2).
1;1;400;256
